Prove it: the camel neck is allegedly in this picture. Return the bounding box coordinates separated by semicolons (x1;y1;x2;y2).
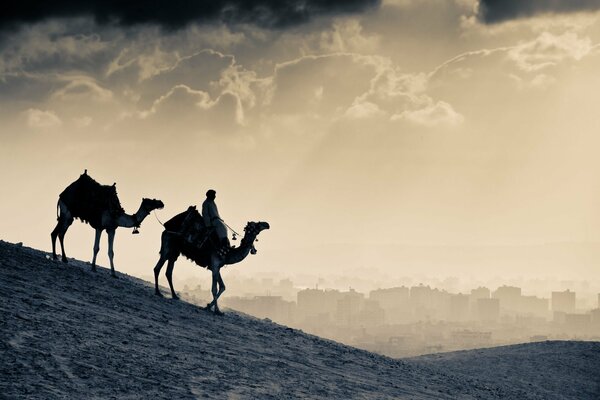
226;244;253;265
116;203;149;228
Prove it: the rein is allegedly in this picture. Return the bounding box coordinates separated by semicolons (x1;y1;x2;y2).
153;210;165;227
222;221;241;241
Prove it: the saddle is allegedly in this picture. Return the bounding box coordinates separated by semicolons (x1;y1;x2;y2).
163;206;216;249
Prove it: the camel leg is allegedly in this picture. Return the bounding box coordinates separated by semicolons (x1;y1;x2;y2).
214;271;226;302
209;268;225;316
165;260;179;300
207;269;218;311
54;216;73;263
153;255;167;297
51;222;59;261
91;229;102;272
51;203;63;260
106;229;117;277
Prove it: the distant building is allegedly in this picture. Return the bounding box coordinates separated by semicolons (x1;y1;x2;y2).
410;284;451;320
553;311;567;323
369;287;409;309
551;290;576;313
492;285;522;312
449;294;469;322
565;313;591;332
223;295;295;324
369;287;411;324
470;287;490;302
297;289;341;320
476;298;500;322
519;295;549;318
359;299;385;327
335;289;364;326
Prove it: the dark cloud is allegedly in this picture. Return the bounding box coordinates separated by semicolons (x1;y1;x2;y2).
1;0;381;31
479;0;600;23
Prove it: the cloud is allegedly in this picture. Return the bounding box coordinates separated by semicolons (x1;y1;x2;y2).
0;20;109;78
134;84;243;133
344;100;385;119
508;32;595;71
269;54;377;115
478;0;600;24
23;108;62;128
1;0;381;31
392;101;464;127
52;77;114;102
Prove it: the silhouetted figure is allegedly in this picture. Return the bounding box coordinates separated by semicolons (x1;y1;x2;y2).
154;207;269;315
51;170;164;277
202;189;230;256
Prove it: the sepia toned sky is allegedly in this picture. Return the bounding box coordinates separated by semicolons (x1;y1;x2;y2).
3;0;600;284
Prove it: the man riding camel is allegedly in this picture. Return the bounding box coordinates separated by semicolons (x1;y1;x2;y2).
202;189;231;256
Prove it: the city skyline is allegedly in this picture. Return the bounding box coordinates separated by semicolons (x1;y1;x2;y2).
177;273;600;357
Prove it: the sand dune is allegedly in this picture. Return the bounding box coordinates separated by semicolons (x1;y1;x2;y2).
1;240;598;399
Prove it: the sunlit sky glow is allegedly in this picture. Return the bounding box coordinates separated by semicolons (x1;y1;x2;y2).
3;0;600;284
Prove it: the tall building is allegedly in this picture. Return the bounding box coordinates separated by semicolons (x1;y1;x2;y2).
360;299;385;327
449;294;470;321
476;298;500;322
519;295;549;318
335;289;364;326
551;290;576;313
492;285;521;312
297;289;341;320
470;287;490;301
369;287;409;309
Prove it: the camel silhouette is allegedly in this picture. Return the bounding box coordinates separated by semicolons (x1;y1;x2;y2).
51;170;164;276
153;207;269;315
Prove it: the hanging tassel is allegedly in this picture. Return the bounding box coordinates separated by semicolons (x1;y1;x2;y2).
232;233;237;241
132;227;140;234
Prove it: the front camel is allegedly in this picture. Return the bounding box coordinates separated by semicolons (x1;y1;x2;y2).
153;207;269;315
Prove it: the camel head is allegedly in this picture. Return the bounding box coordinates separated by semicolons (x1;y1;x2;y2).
141;198;165;213
242;221;269;241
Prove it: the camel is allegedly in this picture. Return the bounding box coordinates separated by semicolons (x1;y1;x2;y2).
51;170;164;277
153;207;269;315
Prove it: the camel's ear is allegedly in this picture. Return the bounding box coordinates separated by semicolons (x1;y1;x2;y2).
112;183;116;187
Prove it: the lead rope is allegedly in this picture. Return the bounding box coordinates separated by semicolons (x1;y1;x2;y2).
153;210;165;227
221;220;240;241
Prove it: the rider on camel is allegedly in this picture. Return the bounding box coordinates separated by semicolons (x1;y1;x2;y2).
202;189;231;256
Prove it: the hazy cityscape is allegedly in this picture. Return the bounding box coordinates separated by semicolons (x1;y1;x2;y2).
159;272;600;358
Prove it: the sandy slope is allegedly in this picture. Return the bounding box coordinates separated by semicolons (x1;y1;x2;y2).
1;240;598;399
412;341;600;399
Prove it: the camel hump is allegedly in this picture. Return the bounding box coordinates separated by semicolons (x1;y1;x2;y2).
163;207;204;232
59;172;125;227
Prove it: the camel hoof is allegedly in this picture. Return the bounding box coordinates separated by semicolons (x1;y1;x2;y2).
111;273;118;279
214;309;224;316
171;295;179;301
155;291;164;298
62;257;68;264
52;254;58;261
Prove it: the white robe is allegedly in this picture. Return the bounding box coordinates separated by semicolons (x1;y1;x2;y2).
202;199;227;240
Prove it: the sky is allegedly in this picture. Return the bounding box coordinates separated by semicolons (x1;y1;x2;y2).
3;0;600;286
